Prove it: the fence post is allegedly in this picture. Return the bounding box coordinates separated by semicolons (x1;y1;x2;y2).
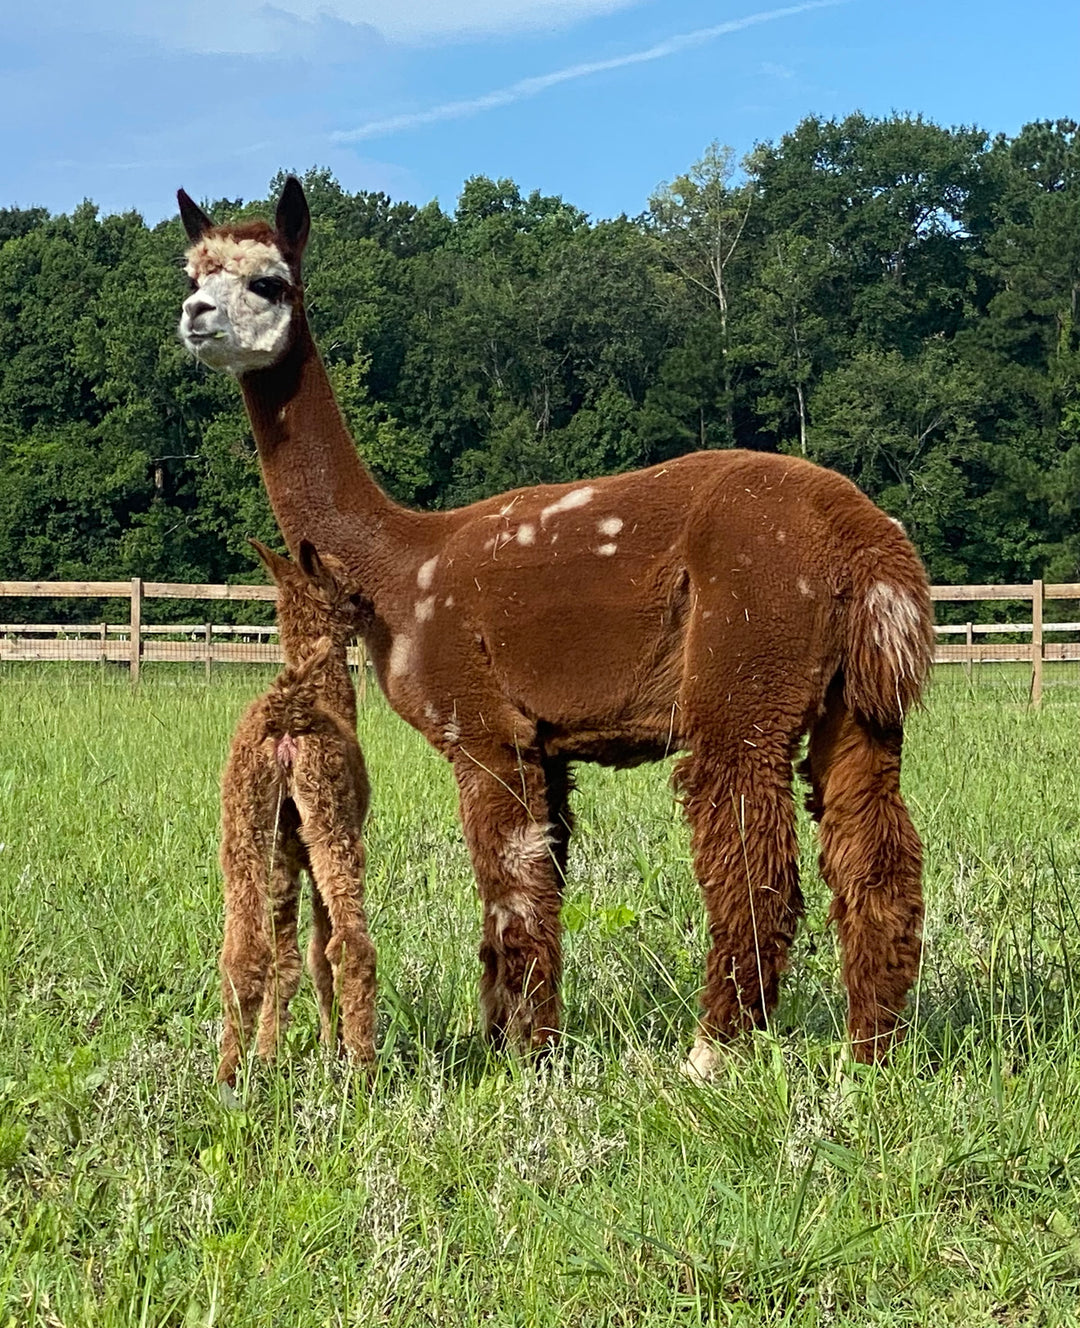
1031;578;1044;708
99;621;107;675
205;623;213;680
965;622;973;682
130;578;142;684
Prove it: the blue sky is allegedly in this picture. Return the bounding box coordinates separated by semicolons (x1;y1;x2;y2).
3;0;1077;223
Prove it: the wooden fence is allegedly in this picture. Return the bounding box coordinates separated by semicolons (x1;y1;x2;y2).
2;576;1079;702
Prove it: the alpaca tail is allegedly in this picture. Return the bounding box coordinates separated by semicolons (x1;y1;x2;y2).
842;536;935;728
265;636;336;736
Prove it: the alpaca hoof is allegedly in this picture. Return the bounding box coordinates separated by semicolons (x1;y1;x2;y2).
681;1034;721;1082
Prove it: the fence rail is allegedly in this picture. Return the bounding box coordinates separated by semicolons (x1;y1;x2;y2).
2;576;1079;703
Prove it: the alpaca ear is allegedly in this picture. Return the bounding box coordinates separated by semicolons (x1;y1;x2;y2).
275;177;310;263
249;538;294;585
177;189;213;243
297;539;341;598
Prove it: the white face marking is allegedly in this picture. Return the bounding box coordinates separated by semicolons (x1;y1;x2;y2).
597;516;623;537
540;485;595;524
179;238;293;374
388;634;413;679
866;581;923;680
415;596;435;622
417;555;439;590
515;523;536;546
596;543;618;557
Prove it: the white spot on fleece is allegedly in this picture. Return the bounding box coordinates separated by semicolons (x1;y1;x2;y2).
681;1034;721;1081
515;523;536;546
776;529;787;544
866;581;923;679
540;486;595;525
596;543;618;557
597;516;623;537
388;635;413;679
797;577;812;597
443;716;461;746
490;890;539;941
415;596;435;622
444;595;455;610
501;821;554;877
423;701;439;726
888;516;907;532
417;555;439;590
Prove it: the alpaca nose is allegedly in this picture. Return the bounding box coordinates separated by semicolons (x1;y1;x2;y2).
186;298;215;323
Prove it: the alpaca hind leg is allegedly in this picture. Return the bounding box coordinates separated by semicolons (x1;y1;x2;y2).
803;690;923;1062
217;829;281;1084
455;745;563;1052
303;827;376;1065
542;753;575;887
677;745;803;1074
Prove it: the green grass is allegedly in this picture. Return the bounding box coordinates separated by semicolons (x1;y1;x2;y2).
2;665;1080;1325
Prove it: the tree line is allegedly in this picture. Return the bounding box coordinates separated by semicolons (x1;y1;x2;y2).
0;112;1077;606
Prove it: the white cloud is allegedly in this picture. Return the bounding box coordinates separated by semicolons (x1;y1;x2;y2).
48;0;643;54
334;0;848;142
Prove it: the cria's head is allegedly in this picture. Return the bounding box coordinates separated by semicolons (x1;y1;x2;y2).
176;177;310;375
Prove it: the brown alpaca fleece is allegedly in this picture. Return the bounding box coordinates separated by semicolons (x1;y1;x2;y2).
181;180;936;1067
216;539;375;1085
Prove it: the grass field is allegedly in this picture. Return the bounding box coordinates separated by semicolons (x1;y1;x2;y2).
2;666;1080;1326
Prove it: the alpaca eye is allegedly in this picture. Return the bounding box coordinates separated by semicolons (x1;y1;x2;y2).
249;277;286;302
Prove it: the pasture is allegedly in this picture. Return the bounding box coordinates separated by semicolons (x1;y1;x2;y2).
2;667;1080;1326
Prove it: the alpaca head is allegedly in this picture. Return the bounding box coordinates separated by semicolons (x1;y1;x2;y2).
177;177;310;375
251;538;371;651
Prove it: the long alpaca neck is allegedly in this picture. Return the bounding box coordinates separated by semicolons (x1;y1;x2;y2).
280;625;357;728
239;314;405;584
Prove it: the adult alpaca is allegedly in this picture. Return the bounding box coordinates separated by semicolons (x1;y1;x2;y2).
178;179;934;1068
217;539;374;1085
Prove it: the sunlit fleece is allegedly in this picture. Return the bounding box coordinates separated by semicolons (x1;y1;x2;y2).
333;0;849;143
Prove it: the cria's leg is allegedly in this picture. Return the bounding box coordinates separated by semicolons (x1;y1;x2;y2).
302;824;376;1065
676;740;804;1074
255;844;303;1061
217;819;297;1084
802;686;923;1063
308;887;336;1048
455;745;563;1052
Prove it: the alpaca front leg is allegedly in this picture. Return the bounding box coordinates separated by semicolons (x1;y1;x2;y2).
255;872;302;1061
308;888;336;1048
455;747;563;1052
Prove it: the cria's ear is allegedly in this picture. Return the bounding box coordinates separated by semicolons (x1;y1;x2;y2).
298;539;342;599
249;538;294;586
177;189;213;243
275;177;310;264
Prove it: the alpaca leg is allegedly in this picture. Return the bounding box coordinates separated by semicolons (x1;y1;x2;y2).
676;743;803;1074
803;688;923;1062
542;753;575;886
303;827;376;1065
455;745;563;1052
255;854;303;1061
217;829;283;1084
308;887;337;1048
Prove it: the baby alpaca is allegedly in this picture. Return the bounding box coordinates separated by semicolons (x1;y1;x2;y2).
217;538;374;1085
